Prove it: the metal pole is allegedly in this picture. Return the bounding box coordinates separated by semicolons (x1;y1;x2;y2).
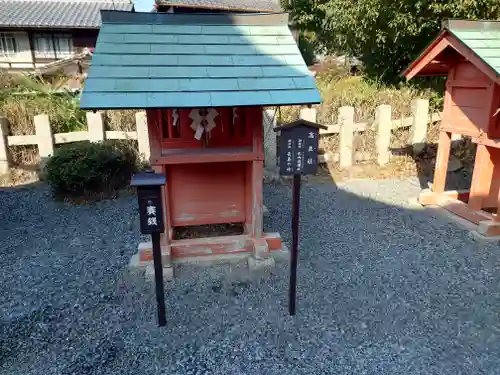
289;173;301;316
151;232;166;327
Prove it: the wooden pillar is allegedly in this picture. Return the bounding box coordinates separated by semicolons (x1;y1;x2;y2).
469;144;493;210
339;106;355;169
0;117;9;175
87;112;105;142
375;104;392;166
250;160;264;239
136;111;151;161
146;109;162;162
34;114;54;172
432;131;452;193
263;108;277;168
246;107;264;241
410;99;429;155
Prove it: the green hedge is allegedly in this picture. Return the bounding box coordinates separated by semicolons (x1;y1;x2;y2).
45;141;138;199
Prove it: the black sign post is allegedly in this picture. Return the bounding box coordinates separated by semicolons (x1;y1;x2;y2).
275;119;327;316
131;170;167;327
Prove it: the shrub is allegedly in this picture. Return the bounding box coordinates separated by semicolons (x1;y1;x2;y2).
45;141;138;199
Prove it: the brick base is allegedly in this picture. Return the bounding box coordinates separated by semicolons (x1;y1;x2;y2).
130;233;287;278
138;232;283;261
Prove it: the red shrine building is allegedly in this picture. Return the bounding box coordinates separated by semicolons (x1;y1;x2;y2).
80;10;321;268
404;20;500;237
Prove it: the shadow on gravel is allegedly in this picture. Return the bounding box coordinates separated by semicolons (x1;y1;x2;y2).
1;174;500;374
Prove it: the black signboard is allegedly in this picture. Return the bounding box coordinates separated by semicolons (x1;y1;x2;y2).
131;170;167;327
279;126;321;175
274;119;327;316
137;186;165;235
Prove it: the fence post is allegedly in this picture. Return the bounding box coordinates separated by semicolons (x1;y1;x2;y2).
34;114;54;171
0;117;9;175
263;108;277;168
135;111;151;161
299;107;317;123
375;104;392;166
87;112;105;142
338;106;355;169
410;99;429;155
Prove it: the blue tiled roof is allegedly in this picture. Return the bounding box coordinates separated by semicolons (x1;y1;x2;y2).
80;11;320;109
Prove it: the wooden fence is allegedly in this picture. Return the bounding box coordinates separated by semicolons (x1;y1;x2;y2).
299;99;441;168
0;99;440;175
0;112;150;175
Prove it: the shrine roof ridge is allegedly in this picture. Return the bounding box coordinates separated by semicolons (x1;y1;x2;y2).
101;9;289;26
443;19;500;31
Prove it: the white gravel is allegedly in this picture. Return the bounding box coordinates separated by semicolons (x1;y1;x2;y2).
2;178;500;375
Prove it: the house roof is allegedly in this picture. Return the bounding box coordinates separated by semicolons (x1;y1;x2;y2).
403;19;500;80
36;49;92;75
80;10;320;110
0;0;134;29
158;0;281;12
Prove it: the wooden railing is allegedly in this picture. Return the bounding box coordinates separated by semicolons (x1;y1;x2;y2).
298;99;441;168
0;112;150;174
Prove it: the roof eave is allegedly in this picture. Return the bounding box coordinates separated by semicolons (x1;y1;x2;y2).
443;18;500;30
0;25;101;29
401;30;450;79
80;101;321;111
402;26;500;83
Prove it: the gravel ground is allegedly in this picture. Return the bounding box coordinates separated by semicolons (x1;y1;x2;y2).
2;178;500;375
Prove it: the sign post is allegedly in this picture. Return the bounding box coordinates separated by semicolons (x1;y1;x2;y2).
275;119;327;316
131;170;167;327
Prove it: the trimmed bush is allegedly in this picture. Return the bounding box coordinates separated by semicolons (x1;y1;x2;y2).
45;141;138;198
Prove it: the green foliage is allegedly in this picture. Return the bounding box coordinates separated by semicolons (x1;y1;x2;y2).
282;0;500;83
297;31;317;66
45;141;138;198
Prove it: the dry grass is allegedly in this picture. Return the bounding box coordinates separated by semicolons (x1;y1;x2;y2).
0;167;39;187
0;69;449;186
278;65;442;172
103;110;137;132
279;65;438;125
8;145;40;166
0;72;139;185
317;76;420;124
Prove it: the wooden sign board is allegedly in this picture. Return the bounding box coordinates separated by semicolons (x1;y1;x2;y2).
137;187;165;234
275;119;326;176
131;172;166;235
274;119;326;316
131;171;167;327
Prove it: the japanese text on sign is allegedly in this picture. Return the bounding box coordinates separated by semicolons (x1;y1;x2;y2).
279;125;321;176
146;200;158;228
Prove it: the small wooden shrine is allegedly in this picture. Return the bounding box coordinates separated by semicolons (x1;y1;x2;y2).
403;19;500;236
81;11;321;262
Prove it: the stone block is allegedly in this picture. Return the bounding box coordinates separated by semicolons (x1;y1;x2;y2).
478;220;500;237
253;239;269;260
